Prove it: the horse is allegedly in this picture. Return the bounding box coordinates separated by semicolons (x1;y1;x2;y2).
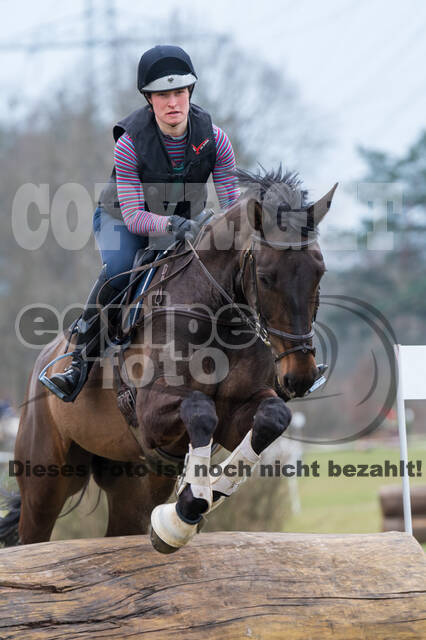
0;168;337;552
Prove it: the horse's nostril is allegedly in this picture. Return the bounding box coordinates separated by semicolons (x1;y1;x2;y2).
283;371;317;398
283;374;295;393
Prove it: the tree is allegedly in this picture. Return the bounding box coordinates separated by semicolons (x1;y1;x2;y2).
341;130;426;336
1;29;329;402
358;131;426;210
310;130;426;440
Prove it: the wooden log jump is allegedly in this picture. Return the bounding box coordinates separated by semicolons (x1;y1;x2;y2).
380;484;426;542
0;531;425;639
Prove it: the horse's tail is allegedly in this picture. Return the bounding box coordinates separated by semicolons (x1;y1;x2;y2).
57;474;100;518
0;474;98;546
0;487;21;546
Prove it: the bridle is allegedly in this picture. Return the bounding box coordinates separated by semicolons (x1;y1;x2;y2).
189;228;318;364
82;220;318;367
236;235;316;362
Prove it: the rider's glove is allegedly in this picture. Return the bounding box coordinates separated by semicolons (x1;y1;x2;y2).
166;215;201;243
194;208;215;226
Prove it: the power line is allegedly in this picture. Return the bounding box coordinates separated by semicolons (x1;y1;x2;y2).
105;0;118;90
0;11;87;44
0;2;217;119
275;0;361;37
0;36;158;52
367;82;426;141
85;0;95;100
332;13;426;115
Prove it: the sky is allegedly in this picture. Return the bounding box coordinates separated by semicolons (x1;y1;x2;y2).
2;0;426;232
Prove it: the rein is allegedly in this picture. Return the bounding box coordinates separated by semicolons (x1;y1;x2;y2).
92;220;317;363
151;230;317;363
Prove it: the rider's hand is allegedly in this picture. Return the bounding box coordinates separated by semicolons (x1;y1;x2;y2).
194;208;215;226
167;215;200;243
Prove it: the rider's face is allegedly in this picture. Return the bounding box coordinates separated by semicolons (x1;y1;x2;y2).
148;88;190;130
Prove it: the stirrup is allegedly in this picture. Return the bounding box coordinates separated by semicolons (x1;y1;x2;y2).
38;352;89;403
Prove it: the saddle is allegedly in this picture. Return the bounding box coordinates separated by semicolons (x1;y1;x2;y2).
103;244;172;430
120;245;168;334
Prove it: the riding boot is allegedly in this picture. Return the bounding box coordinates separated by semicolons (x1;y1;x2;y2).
42;265;122;402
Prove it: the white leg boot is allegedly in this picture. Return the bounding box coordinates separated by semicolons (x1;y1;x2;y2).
207;430;259;513
150;441;212;553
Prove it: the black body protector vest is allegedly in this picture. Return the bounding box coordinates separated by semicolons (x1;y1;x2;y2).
98;103;217;221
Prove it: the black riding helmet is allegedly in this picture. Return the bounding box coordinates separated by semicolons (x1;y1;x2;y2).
137;45;197;96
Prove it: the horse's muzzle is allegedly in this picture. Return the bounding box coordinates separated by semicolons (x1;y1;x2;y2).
275;363;328;400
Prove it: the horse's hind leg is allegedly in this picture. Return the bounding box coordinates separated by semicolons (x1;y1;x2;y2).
92;457;175;536
150;390;218;553
17;468;74;545
14;404;88;544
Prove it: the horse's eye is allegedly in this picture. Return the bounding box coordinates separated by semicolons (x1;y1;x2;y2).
258;273;274;288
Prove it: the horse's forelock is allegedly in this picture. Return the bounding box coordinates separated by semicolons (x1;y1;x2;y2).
236;166;309;206
234;166;316;237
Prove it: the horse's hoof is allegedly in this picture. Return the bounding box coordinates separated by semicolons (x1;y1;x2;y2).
150;503;198;553
149;526;180;554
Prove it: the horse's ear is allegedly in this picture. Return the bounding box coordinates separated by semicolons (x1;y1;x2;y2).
246;198;263;231
307;183;338;225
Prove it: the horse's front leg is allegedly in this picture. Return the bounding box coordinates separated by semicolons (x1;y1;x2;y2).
209;396;292;512
150;390;218;553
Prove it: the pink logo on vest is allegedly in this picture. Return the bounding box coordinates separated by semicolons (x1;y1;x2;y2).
192;138;210;155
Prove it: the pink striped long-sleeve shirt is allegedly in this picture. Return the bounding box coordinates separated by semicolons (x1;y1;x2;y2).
113;125;240;235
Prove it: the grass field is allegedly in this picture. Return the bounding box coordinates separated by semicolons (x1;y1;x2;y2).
283;440;426;549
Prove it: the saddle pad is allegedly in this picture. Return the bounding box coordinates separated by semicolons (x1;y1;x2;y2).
123;249;169;331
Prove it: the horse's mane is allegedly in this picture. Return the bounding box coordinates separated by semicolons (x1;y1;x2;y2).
232;165;317;238
236;165;309;208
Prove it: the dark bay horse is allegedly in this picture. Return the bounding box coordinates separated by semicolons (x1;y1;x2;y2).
0;168;337;552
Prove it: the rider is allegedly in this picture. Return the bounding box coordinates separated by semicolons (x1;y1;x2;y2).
41;44;240;403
